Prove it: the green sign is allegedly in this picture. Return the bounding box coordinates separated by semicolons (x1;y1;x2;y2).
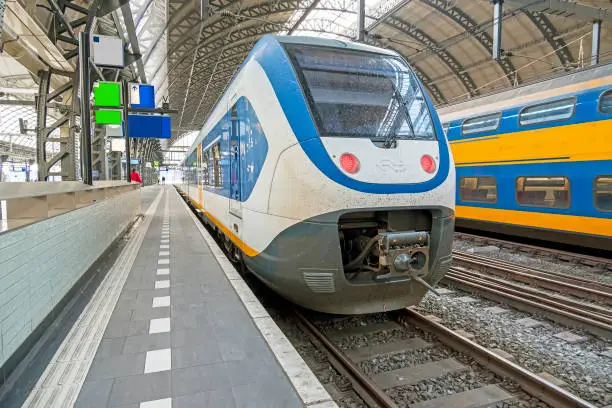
95;109;122;125
153;161;159;167
93;81;122;107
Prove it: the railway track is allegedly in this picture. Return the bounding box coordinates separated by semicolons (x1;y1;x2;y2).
455;232;612;271
445;252;612;339
296;309;597;408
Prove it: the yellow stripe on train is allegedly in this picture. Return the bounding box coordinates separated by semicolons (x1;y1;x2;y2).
183;192;260;257
456;205;612;238
450;120;612;166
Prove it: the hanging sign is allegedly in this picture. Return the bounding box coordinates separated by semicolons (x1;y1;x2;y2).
129;83;155;109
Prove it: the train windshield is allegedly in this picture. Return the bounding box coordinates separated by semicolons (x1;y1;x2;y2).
284;44;437;141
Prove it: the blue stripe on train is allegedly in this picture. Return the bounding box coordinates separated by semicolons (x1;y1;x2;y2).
185;96;268;201
446;86;611;142
456;160;612;219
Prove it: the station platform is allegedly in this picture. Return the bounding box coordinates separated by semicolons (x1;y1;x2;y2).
0;186;335;408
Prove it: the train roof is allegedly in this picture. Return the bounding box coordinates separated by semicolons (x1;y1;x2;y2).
438;62;612;122
275;35;398;57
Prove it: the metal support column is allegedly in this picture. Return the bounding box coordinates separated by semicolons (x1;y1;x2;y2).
78;31;93;185
92;126;106;180
122;79;132;182
591;20;601;65
357;0;365;42
492;0;503;60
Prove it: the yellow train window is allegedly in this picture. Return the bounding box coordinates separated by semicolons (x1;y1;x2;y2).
519;98;575;126
516;176;570;209
594;176;612;212
600;90;612;114
461;113;501;136
459;177;497;203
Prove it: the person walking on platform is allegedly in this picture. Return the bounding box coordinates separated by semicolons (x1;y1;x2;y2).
130;168;143;184
161;176;166;185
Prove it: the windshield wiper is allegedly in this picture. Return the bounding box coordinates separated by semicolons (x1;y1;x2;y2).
384;82;415;147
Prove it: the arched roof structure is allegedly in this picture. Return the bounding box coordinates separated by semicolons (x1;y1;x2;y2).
1;0;611;161
156;0;611;145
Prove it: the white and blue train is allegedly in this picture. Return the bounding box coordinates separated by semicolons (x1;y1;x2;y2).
178;35;455;314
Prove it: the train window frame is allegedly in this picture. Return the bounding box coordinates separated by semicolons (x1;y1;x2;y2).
515;176;571;209
461;112;501;136
459;176;498;204
598;89;612;114
518;97;576;126
594;175;612;213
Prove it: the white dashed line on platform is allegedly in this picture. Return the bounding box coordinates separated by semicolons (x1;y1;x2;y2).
155;280;170;289
149;318;171;334
157;268;170;275
152;296;171;308
144;349;172;373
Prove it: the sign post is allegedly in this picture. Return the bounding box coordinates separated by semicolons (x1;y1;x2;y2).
122;79;132;183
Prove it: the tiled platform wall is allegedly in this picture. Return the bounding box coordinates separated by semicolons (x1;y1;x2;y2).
0;190;141;376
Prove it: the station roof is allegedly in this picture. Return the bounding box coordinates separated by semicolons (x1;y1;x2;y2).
1;0;611;158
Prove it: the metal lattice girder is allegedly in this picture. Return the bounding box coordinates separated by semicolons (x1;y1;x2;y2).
36;69;79;181
506;0;612;23
0;140;37;160
523;11;574;69
382;16;479;97
164;0;306;83
168;41;263;98
415;0;520;84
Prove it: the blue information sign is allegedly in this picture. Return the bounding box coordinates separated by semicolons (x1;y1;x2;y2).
127;114;171;139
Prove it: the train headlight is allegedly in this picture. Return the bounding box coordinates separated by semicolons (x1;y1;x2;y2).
420;155;436;174
340;153;360;174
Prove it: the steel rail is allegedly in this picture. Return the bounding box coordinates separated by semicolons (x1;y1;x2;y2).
293;309;397;408
454;251;612;291
443;271;612;340
455;251;612;292
400;309;598;408
453;252;612;303
449;267;612;318
454;232;612;270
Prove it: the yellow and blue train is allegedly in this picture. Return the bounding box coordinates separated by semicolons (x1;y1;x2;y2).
439;64;612;251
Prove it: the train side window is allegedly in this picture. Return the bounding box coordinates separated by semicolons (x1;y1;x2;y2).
594;176;612;212
599;90;612;114
519;97;575;126
516;176;570;209
461;113;501;136
212;143;221;188
459;177;497;203
203;150;210;186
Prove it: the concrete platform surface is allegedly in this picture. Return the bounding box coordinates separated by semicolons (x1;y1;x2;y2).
0;186;334;408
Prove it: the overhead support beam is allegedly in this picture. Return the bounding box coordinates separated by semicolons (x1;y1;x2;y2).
121;3;147;83
408;0;519;84
592;20;601;66
381;17;480;97
357;0;365;42
288;0;321;35
492;0;503;60
506;0;612;23
523;11;573;70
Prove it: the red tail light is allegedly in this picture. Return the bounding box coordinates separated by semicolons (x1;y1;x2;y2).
420;155;436;173
340;153;360;174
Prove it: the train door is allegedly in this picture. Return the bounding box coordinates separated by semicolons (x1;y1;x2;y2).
228;98;242;241
196;143;203;206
